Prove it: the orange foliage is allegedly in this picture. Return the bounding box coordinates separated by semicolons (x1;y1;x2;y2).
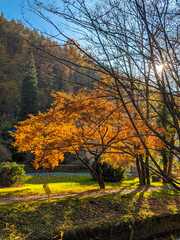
12;86;165;170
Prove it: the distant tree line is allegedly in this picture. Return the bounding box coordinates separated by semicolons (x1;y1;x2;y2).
0;13;95;118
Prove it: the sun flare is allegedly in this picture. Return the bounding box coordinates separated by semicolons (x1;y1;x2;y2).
156;64;164;72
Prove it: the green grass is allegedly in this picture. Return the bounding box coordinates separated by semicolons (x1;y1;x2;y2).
0;190;179;240
0;174;170;198
0;175;96;198
0;174;179;239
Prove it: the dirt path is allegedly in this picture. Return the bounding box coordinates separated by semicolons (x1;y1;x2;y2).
0;185;175;204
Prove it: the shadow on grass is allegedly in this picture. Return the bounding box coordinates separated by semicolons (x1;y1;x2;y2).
113;185;150;218
132;185;150;214
147;186;180;215
0;201;64;240
1;189;31;198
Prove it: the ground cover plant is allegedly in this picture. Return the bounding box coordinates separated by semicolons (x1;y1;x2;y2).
0;175;166;199
0;189;179;240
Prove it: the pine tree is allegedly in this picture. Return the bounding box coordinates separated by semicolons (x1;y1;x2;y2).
19;52;38;120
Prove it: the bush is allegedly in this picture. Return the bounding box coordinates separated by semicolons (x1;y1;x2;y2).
101;162;125;182
91;161;125;182
0;162;25;187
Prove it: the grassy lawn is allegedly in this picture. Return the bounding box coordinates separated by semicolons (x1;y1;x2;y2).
0;174;166;198
0;174;179;239
0;189;179;240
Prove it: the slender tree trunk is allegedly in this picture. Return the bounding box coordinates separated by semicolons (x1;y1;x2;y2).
93;160;105;189
168;153;173;178
145;61;151;186
136;158;144;185
145;154;150;185
76;153;105;189
162;150;168;183
168;135;175;178
140;155;146;185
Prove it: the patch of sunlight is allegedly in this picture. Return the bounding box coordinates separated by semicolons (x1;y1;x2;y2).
138;210;155;218
167;202;179;214
0;182;101;198
121;177;139;188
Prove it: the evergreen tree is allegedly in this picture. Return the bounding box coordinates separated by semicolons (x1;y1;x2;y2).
19;52;38;120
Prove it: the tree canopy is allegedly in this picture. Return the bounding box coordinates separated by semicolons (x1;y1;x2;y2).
12;84;165;188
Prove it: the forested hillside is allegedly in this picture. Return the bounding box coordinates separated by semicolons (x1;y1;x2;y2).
0;13;93;118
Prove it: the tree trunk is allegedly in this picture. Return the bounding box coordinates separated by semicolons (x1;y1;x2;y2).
145;154;150;185
140;155;146;185
145;62;151;186
168;135;175;178
162;150;168;183
168;151;173;178
136;158;144;185
93;160;105;189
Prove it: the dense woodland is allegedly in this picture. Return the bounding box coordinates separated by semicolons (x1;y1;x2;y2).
0;13;95;168
0;13;94;119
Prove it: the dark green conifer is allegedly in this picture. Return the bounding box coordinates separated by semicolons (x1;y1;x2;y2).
19;52;38;120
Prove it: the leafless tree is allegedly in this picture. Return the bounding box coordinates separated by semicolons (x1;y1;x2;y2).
22;0;180;190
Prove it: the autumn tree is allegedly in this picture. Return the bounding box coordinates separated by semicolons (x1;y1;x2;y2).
13;84;166;189
19;52;38;120
21;0;180;190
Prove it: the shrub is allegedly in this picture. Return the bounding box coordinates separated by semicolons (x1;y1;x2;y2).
101;162;125;182
0;162;25;187
91;160;125;182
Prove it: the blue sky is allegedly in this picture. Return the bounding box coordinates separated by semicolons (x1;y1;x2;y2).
0;0;53;32
0;0;27;23
0;0;46;34
0;0;80;42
